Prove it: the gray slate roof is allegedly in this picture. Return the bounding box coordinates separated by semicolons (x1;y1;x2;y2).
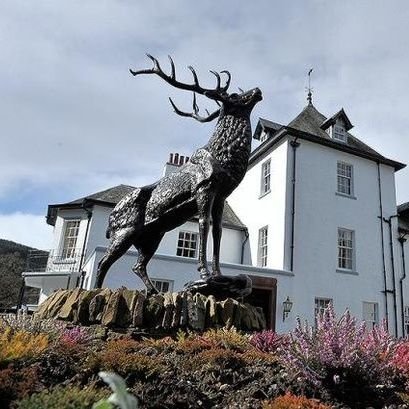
251;104;405;171
48;184;246;230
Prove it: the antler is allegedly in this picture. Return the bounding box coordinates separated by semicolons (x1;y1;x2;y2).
130;54;231;99
169;93;220;123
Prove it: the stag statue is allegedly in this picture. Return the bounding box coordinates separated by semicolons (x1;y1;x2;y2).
95;55;262;294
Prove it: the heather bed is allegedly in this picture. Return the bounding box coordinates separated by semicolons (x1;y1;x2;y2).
0;307;408;409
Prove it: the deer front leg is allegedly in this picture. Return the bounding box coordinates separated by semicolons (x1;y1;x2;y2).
211;199;225;276
197;188;214;280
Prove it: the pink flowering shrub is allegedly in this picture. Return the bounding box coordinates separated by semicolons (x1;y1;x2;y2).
250;330;282;353
59;326;91;345
279;304;397;390
391;341;409;384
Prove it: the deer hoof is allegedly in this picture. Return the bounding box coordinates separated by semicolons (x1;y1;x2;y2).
199;269;211;280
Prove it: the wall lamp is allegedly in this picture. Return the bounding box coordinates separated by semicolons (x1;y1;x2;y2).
283;296;293;321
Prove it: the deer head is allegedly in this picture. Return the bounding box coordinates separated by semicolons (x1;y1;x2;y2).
130;54;262;122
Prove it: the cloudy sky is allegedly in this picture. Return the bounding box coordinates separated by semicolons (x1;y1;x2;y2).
1;0;409;249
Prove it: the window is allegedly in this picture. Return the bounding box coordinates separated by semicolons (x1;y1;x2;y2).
338;228;354;270
337;162;353;196
61;220;80;259
176;231;198;258
259;131;269;143
151;279;173;293
260;159;271;196
258;226;268;267
363;302;379;330
405;306;409;336
332;124;347;142
314;297;332;318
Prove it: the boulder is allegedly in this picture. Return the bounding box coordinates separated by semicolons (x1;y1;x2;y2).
101;290;122;327
219;298;238;329
75;289;101;324
36;289;70;319
190;293;207;330
89;288;112;323
131;291;146;327
205;295;218;327
170;292;182;328
143;294;164;328
58;288;83;321
162;292;174;329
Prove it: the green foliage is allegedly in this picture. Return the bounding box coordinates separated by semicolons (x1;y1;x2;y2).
17;386;108;409
0;239;43;308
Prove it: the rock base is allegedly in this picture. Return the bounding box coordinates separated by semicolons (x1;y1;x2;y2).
35;288;266;331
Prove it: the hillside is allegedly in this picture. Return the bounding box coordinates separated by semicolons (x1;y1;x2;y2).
0;239;47;308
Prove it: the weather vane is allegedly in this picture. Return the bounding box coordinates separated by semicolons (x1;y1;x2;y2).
306;68;313;105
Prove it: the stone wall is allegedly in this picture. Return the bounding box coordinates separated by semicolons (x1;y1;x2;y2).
35;288;266;331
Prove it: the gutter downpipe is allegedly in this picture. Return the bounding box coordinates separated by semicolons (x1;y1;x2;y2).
377;162;389;331
79;201;93;288
290;139;300;272
384;215;399;337
398;234;407;336
240;228;249;265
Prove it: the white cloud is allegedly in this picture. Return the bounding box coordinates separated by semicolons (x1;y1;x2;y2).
0;213;53;250
1;0;409;206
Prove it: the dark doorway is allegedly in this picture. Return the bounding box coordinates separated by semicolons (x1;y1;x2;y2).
245;276;277;330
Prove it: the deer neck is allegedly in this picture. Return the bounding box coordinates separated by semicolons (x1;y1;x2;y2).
205;112;252;184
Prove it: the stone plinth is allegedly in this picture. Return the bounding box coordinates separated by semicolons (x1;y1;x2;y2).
35;288;266;331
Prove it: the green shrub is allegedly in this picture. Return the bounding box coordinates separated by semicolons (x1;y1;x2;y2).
17;385;108;409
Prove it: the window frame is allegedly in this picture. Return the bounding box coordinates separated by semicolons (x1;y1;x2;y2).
363;301;379;330
176;230;198;258
59;219;81;260
151;279;174;293
314;297;333;319
260;159;271;197
337;228;355;272
258;226;268;267
337;161;354;197
332;124;347;142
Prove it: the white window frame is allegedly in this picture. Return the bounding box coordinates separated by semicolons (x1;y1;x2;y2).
314;297;332;319
259;131;269;143
338;228;355;271
176;231;198;258
332;124;347;142
260;159;271;196
337;161;354;197
151;279;174;293
363;302;379;330
60;219;80;259
258;226;268;267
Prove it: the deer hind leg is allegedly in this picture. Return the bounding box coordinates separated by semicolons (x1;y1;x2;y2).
132;234;164;296
211;198;225;276
95;228;134;288
196;187;215;279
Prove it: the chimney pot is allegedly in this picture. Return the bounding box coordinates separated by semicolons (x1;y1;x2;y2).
179;155;184;165
174;153;179;165
169;153;173;164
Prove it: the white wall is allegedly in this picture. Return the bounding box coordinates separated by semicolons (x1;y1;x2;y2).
229;140;289;270
291;138;401;332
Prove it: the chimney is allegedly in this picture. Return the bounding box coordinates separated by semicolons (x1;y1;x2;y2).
162;152;190;176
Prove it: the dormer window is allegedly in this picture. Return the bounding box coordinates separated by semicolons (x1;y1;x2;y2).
320;108;353;143
333;124;346;142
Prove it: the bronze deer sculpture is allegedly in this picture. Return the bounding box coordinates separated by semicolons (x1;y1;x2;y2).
95;55;262;294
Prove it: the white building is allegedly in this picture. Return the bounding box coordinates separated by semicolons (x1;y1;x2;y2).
23;100;408;335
